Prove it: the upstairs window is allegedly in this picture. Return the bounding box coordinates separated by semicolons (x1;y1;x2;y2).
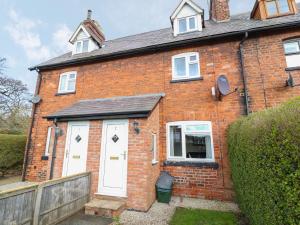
284;39;300;68
172;52;200;80
266;0;290;17
178;16;197;34
58;72;77;94
75;39;89;54
167;121;214;162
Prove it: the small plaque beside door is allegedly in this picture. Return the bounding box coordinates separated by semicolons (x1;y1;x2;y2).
110;156;119;160
73;155;81;159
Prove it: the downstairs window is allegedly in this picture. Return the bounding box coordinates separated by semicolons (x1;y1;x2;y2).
284;39;300;68
167;121;214;162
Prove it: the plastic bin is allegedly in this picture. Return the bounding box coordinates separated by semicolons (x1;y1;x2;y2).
156;172;174;203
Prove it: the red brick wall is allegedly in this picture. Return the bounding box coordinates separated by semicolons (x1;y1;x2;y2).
25;27;300;208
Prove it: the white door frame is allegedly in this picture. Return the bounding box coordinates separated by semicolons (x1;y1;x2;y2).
98;119;129;197
62;121;90;177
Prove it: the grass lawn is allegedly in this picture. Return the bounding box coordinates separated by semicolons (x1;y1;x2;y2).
170;208;239;225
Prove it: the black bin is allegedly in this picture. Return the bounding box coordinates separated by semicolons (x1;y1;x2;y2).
156;171;174;203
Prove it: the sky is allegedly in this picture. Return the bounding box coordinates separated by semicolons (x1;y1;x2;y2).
0;0;298;93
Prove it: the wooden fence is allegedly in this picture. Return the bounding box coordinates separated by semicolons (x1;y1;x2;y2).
0;172;91;225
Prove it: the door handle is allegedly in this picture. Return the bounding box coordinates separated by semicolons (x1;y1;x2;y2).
121;151;127;160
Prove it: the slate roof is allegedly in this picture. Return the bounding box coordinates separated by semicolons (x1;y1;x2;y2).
45;93;164;120
31;3;300;71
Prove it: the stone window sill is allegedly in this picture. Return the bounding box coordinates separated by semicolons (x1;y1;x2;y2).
163;160;219;169
55;91;76;96
285;67;300;71
170;77;203;84
41;155;49;161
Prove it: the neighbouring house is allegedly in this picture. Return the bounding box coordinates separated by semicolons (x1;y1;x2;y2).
24;0;300;212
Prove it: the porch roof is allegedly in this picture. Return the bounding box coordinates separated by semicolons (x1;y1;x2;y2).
45;93;164;121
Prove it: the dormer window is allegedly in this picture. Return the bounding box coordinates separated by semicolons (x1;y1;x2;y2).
75;39;89;54
178;16;197;34
266;0;290;16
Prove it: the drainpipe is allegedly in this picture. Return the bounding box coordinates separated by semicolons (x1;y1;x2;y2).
239;32;250;115
49;118;59;180
22;69;42;181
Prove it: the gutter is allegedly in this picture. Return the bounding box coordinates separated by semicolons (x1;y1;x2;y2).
22;70;42;181
239;32;250;115
29;20;300;71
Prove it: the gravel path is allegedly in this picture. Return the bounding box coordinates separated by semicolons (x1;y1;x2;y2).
119;197;239;225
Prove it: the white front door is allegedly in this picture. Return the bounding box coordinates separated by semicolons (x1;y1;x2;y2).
98;120;129;197
62;121;89;177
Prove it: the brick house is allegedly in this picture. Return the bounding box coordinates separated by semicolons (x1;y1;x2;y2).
24;0;300;212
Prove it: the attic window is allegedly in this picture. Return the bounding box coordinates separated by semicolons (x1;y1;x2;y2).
266;0;290;17
75;40;89;54
178;16;197;34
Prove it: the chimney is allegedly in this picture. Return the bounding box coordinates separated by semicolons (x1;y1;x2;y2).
87;9;92;20
210;0;230;22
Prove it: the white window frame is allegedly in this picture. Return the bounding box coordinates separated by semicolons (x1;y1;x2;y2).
75;39;90;54
177;15;198;34
151;133;158;164
166;121;215;162
58;71;77;94
284;39;300;68
44;127;53;156
172;52;201;80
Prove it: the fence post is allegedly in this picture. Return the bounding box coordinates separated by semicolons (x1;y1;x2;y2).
33;185;43;225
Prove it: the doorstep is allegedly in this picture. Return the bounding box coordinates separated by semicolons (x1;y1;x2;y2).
85;199;126;218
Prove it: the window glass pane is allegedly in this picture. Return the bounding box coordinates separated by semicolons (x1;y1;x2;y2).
59;75;67;91
278;0;290;13
76;41;82;53
189;63;199;77
266;1;278;16
67;79;76;91
174;57;187;77
179;18;187;33
284;42;300;54
69;73;76;79
190;55;197;61
170;126;182;157
186;134;212;159
82;40;89;52
186;124;210;132
189;17;196;30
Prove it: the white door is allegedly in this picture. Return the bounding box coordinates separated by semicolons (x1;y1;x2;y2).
98;120;128;197
62;121;89;177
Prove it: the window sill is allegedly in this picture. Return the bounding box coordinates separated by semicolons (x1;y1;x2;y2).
55;91;76;96
41;155;49;161
152;160;159;165
163;160;219;169
285;67;300;71
170;77;203;84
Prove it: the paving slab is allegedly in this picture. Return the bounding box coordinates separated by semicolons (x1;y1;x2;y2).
57;211;113;225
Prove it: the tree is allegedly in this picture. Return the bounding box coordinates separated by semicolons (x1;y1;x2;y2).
0;58;31;134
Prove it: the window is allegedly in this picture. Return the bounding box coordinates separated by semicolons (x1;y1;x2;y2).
284;39;300;68
178;16;197;34
266;0;290;17
172;52;200;80
58;71;77;93
151;133;157;164
75;39;89;53
45;127;53;156
167;121;214;162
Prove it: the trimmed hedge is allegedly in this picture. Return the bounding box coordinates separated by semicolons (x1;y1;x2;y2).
228;97;300;225
0;134;26;176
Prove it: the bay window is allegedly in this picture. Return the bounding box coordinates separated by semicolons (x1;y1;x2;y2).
167;121;214;162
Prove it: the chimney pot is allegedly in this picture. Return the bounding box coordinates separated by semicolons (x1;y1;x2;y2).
87;9;92;20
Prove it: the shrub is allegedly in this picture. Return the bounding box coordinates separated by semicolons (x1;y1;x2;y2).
228;97;300;225
0;134;26;177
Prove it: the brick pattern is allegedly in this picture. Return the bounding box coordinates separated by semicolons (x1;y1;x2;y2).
25;27;300;210
210;0;230;22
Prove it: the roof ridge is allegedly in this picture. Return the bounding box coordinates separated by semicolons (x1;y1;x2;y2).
78;93;165;103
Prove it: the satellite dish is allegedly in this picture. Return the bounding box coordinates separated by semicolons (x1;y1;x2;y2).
31;95;41;104
286;74;295;87
217;75;231;96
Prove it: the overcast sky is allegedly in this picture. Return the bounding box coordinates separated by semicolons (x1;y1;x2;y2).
0;0;299;92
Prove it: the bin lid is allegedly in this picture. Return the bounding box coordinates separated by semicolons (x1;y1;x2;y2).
156;171;174;189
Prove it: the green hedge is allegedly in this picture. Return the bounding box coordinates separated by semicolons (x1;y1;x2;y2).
0;134;26;176
228;97;300;225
